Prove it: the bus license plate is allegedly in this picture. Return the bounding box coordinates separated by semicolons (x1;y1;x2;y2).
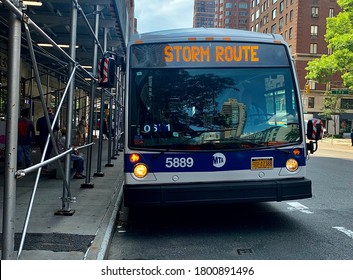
251;157;273;170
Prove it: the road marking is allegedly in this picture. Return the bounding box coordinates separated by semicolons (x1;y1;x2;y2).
286;202;313;214
333;227;353;239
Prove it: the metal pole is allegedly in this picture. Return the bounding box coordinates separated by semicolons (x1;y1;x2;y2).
94;25;107;176
83;4;102;187
103;28;114;167
55;0;78;214
2;0;21;260
95;88;105;176
106;94;114;166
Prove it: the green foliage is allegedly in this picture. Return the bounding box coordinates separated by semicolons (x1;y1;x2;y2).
305;1;353;88
337;0;353;11
319;91;347;135
306;55;337;83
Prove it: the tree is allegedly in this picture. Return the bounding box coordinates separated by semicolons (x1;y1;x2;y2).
319;91;347;135
306;0;353;88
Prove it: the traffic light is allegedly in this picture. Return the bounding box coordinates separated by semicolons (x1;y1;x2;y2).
305;84;310;94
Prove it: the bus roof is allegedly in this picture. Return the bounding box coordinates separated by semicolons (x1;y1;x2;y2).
130;28;285;45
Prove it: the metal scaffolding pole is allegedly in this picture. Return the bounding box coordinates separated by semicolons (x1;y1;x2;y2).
55;0;78;215
1;0;21;260
95;88;105;177
104;28;114;167
106;94;114;167
94;25;108;177
82;4;102;187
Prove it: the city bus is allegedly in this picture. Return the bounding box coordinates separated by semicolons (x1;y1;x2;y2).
123;28;322;207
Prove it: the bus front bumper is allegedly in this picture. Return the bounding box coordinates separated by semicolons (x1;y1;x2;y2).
123;178;312;207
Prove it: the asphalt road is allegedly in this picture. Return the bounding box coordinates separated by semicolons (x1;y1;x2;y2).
108;146;353;260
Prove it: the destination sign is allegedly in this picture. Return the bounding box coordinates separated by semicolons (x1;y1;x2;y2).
164;45;259;63
131;42;290;68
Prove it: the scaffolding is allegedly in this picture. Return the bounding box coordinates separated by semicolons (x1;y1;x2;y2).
1;0;129;260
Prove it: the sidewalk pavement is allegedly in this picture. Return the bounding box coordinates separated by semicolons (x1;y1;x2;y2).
0;138;124;260
318;137;353;153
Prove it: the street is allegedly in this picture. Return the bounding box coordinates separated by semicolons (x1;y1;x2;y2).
108;145;353;260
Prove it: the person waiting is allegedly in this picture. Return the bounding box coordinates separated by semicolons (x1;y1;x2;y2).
17;108;36;168
58;127;86;179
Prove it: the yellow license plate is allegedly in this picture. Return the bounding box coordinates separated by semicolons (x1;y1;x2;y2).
251;158;273;170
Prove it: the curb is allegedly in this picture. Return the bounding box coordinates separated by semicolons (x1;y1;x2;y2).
83;182;124;260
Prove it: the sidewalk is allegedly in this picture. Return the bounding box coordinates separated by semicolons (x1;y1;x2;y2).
0;138;124;260
318;137;353;153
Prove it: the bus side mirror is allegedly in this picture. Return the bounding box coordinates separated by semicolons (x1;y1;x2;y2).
98;53;117;88
307;118;323;141
306;118;323;154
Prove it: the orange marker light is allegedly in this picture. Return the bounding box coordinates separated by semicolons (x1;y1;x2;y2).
293;149;301;156
129;153;140;163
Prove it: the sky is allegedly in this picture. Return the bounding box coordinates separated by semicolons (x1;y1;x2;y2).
134;0;194;33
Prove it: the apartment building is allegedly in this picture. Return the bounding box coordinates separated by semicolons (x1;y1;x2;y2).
193;0;216;28
214;0;250;30
249;0;353;135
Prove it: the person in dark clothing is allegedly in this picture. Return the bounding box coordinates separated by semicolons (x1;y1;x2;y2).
102;118;109;140
17;108;35;168
36;108;59;171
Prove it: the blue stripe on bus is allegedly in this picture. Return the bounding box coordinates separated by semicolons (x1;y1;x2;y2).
124;148;306;173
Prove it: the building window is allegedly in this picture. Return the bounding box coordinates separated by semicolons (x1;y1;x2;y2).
309;80;316;89
308;97;315;109
311;25;318;36
272;0;277;3
341;99;353;109
271;23;277;33
239;2;248;9
272;8;277;19
279;17;284;30
311;7;319;17
225;2;232;8
290;10;293;21
329;8;334;17
289;27;292;39
280;1;284;12
310;43;318;54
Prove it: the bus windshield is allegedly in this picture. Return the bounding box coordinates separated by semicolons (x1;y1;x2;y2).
129;67;301;151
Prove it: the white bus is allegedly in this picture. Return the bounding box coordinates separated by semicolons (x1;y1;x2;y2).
123;28;321;207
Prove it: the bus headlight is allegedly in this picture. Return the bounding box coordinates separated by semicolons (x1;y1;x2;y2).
133;163;148;178
286;158;299;172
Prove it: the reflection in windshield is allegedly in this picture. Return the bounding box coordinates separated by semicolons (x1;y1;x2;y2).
129;67;301;150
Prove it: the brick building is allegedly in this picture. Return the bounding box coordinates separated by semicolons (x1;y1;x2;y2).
249;0;353;135
193;0;216;28
214;0;250;30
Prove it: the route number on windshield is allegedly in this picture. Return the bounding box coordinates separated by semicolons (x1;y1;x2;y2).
143;123;171;133
165;157;194;168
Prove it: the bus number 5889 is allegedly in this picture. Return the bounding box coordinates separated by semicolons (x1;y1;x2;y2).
165;157;194;168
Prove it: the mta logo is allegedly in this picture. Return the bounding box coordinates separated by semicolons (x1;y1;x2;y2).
213;153;226;168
